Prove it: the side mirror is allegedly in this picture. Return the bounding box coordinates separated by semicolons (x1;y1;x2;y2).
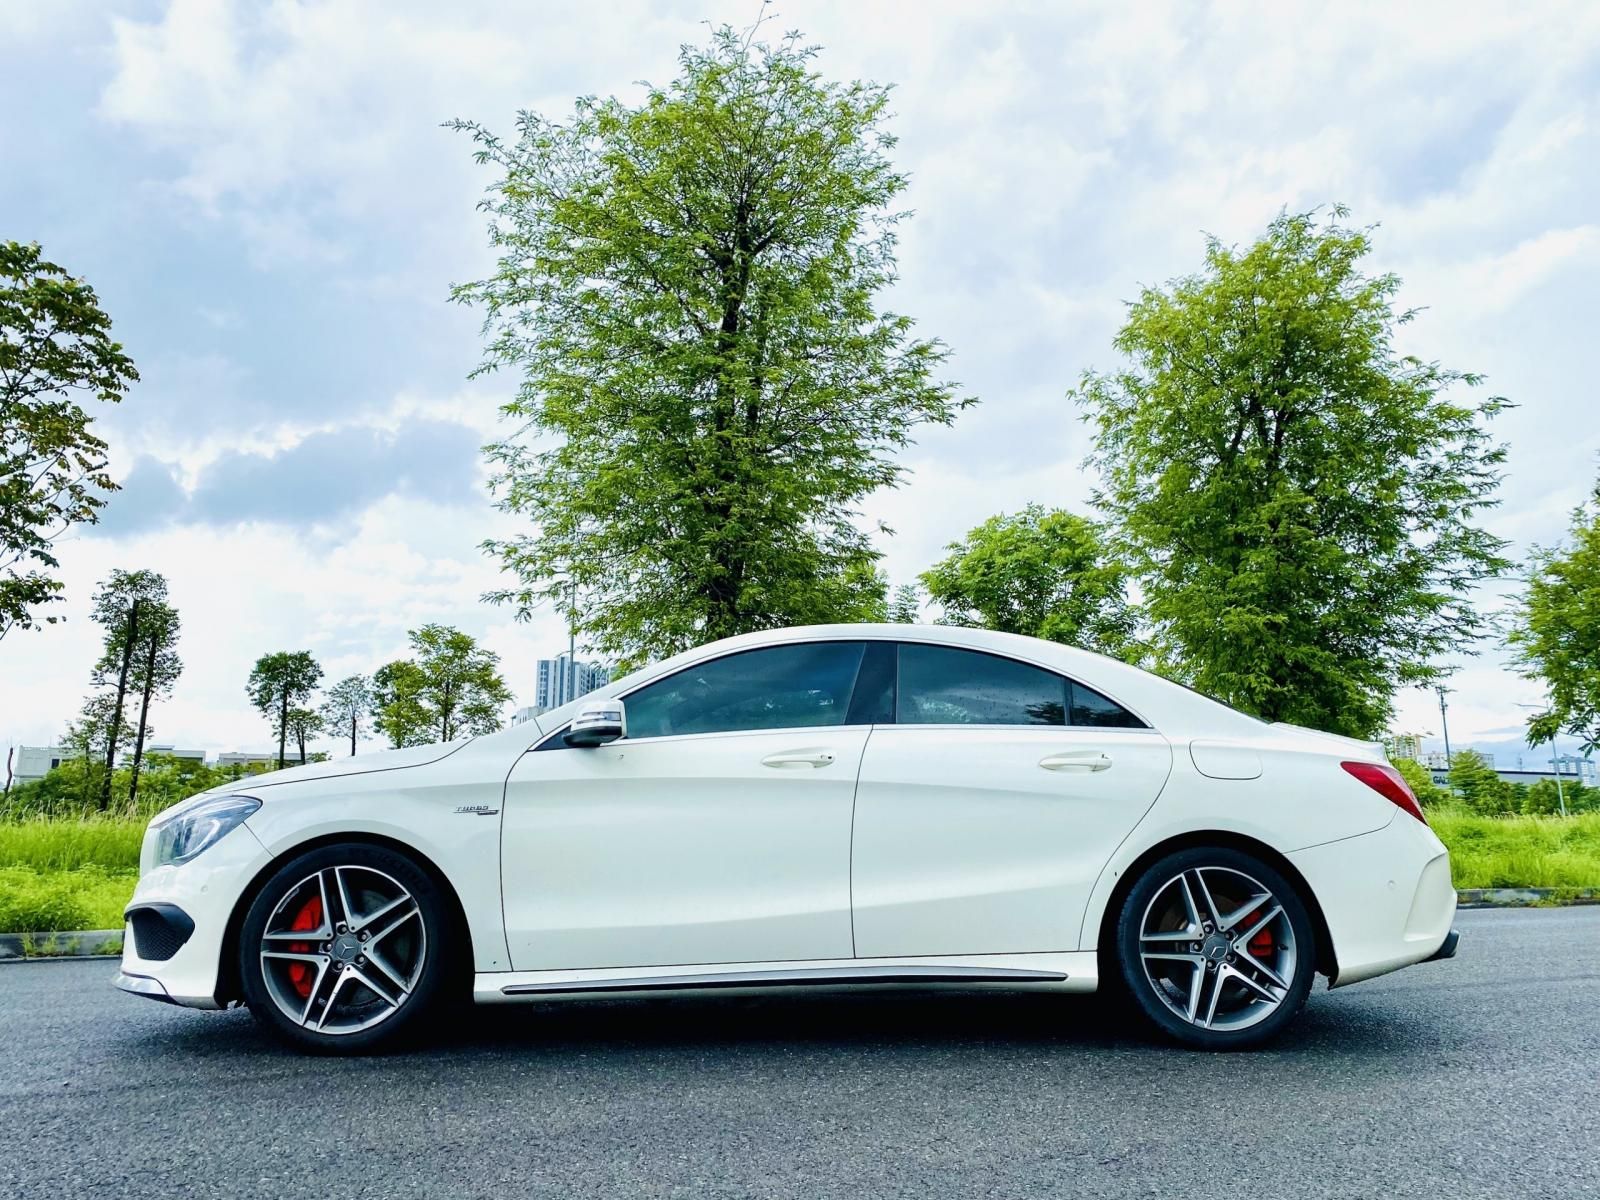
564;697;626;748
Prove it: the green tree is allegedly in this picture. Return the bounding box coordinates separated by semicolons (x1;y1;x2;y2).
246;651;323;768
1076;208;1509;736
87;569;168;809
1510;480;1600;753
319;674;375;756
453;26;966;669
921;505;1137;658
125;599;182;809
888;583;921;624
1448;750;1511;814
1;241;139;639
372;659;431;749
374;625;512;747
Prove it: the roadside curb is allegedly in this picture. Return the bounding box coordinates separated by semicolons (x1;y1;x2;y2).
1456;888;1599;909
0;929;122;961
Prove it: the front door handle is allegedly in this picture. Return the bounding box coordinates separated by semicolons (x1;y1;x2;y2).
1039;751;1113;773
761;750;836;769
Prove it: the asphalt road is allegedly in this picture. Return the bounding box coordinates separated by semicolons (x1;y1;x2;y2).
1;907;1597;1200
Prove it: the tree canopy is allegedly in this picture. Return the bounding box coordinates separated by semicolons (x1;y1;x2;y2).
453;25;966;668
1510;479;1600;753
247;651;324;768
1075;207;1509;737
921;505;1137;658
374;625;511;747
1;241;138;640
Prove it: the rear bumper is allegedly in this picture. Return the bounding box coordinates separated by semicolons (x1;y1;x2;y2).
1424;927;1461;963
1288;811;1457;987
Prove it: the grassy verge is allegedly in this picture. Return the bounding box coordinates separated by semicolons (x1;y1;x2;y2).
0;865;137;933
0;817;143;873
1428;807;1600;890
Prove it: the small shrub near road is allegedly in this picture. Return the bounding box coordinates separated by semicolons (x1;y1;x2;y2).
0;866;134;933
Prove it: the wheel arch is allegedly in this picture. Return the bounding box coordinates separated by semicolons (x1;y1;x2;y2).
1092;830;1338;982
214;831;475;1007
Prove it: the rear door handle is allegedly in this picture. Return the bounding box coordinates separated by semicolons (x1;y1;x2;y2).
761;750;836;769
1039;751;1113;773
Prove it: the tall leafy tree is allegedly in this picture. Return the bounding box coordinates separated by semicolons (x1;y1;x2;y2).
1;241;139;640
921;505;1138;658
87;569;168;809
319;674;375;756
374;625;511;747
126;599;182;808
453;26;966;668
1510;479;1600;753
246;651;323;768
1076;208;1509;736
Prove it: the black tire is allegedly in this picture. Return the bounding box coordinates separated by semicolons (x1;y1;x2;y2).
239;842;451;1054
1115;846;1316;1050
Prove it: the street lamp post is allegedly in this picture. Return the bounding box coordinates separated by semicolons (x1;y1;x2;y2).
1436;687;1453;769
1515;703;1568;818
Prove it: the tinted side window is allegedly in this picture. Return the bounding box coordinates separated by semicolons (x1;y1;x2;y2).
1069;681;1146;728
896;644;1067;726
625;642;867;739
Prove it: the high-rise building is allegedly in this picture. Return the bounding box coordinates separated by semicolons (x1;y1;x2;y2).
534;653;610;712
1384;732;1425;762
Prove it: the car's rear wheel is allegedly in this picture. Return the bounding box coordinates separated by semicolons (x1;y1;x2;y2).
1116;846;1315;1049
239;842;449;1053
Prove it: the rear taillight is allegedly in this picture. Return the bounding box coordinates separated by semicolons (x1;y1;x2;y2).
1340;761;1427;825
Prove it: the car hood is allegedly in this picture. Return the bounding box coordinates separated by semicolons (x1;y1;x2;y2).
234;741;472;790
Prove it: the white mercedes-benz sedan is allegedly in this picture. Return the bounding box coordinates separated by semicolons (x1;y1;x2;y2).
115;623;1458;1052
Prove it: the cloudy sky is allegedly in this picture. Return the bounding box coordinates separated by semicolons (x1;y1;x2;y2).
2;0;1598;765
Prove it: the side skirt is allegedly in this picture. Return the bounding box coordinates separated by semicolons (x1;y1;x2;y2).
474;951;1098;1004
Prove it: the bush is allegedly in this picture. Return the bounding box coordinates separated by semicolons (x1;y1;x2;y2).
0;753;272;821
0;867;138;933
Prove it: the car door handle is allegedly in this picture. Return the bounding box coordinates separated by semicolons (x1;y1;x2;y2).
1039;751;1113;773
761;750;836;769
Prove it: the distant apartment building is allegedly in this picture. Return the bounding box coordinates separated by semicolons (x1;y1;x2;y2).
11;745;68;786
534;653;609;713
1384;733;1425;762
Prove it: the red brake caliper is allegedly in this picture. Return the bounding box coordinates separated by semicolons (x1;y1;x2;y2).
285;894;324;1000
1245;909;1274;959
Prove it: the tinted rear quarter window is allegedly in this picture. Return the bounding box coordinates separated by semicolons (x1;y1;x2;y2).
896;643;1067;726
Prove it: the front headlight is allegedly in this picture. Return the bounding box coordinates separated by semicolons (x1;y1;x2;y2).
151;794;261;868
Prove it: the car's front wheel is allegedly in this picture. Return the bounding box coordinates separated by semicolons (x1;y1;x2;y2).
1116;846;1316;1049
239;842;450;1053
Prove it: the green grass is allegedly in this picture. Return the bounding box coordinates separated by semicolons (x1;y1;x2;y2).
0;817;143;872
0;866;137;933
1428;807;1600;890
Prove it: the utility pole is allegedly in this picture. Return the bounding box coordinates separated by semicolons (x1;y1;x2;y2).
1436;687;1453;769
1550;751;1568;818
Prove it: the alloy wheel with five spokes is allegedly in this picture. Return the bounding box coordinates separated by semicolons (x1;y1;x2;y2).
1117;847;1315;1048
240;843;447;1052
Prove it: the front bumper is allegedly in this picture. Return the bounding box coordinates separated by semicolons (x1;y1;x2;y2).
1289;810;1458;988
115;820;273;1010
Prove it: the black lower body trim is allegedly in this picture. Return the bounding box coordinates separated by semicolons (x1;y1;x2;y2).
501;963;1068;996
1424;928;1460;962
